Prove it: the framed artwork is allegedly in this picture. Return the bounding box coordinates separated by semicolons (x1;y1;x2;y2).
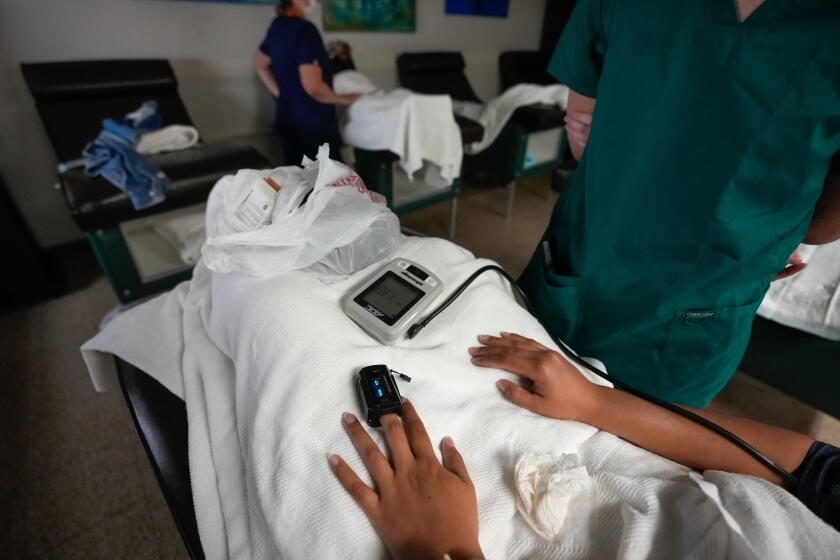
323;0;416;32
445;0;509;18
170;0;276;4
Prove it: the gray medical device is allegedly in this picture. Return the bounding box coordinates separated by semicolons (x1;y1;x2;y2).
344;259;442;343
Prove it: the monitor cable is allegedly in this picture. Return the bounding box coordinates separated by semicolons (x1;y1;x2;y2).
407;264;799;488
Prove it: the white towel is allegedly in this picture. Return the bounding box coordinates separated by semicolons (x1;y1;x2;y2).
333;70;380;96
153;211;206;265
454;83;570;154
758;241;840;340
335;70;463;185
136;125;200;155
81;232;840;558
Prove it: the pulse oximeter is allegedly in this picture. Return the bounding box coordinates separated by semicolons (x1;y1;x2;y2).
356;364;403;427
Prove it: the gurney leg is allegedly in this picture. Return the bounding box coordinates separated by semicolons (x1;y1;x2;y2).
448;197;458;240
506;181;516;219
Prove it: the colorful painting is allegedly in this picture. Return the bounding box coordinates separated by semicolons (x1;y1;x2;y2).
445;0;509;18
323;0;416;32
172;0;276;4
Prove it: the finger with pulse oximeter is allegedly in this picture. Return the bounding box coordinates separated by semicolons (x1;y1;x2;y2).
329;401;485;560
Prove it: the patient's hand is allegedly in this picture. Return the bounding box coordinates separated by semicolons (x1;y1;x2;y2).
329;401;484;560
470;332;598;422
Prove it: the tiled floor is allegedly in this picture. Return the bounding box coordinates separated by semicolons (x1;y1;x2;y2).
1;172;837;559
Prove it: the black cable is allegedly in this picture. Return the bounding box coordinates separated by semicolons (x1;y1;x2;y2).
408;264;800;488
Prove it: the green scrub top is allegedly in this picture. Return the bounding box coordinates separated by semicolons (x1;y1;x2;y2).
519;0;840;406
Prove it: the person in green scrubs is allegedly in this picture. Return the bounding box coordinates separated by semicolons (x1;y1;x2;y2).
519;0;840;406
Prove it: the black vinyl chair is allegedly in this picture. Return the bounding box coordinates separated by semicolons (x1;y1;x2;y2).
117;358;204;559
21;60;273;303
396;52;567;217
350;53;484;239
498;50;555;91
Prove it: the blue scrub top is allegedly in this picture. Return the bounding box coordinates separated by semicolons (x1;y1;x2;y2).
259;16;340;154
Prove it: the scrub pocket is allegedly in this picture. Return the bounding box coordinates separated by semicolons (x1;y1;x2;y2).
657;292;766;405
532;259;589;345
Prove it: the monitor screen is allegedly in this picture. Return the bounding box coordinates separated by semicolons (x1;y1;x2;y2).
357;272;423;325
371;377;386;401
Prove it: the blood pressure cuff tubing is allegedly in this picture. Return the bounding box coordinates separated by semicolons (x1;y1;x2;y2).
793;441;840;532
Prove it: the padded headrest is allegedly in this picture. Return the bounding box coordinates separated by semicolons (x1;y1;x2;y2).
20;59;195;162
499;51;555;92
396;52;481;103
21;60;178;101
397;52;466;75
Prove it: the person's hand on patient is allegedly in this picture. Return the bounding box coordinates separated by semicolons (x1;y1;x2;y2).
774;249;807;281
329;401;484;560
469;332;598;423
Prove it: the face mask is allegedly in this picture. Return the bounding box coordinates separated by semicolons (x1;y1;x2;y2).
303;0;322;27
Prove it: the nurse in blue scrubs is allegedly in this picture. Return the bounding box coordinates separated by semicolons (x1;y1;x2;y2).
254;1;359;164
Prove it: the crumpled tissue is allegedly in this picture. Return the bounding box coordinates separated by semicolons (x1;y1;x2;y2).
514;453;592;539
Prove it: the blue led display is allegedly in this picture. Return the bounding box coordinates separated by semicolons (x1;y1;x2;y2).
371;378;385;400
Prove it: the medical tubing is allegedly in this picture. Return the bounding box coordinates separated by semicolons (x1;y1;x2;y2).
407;265;800;488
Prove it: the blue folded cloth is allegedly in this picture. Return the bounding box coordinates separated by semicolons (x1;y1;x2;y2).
101;100;162;144
83;100;171;210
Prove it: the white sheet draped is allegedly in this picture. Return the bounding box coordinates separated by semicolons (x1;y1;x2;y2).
81;179;839;559
758;241;840;340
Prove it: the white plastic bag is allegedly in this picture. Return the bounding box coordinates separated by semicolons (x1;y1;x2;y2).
203;144;401;277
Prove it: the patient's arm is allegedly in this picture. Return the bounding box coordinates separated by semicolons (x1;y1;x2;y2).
803;170;840;245
254;50;280;98
299;63;360;106
470;333;814;486
330;401;484;560
565;90;596;161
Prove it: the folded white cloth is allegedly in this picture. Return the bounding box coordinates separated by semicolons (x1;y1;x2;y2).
335;71;463;185
514;453;591;539
758;241;840;340
153;211;206;265
453;83;570;154
80;235;840;559
136;125;200;155
333;69;380;95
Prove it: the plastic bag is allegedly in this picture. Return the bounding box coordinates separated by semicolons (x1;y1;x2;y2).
203;144;401;277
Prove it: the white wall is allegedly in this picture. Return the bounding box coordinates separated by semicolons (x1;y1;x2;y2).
0;0;546;247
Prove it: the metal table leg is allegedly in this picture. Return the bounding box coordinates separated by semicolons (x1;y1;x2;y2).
506;181;516;219
448;197;458;240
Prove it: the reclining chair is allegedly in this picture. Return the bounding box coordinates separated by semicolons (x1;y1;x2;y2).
498;50;556;91
397;52;567;217
349;80;484;239
21;60;274;304
502;50;579;204
118;357;203;558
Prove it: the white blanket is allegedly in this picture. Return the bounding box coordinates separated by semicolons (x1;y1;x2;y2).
334;71;463;185
81;213;839;557
136;124;200;155
454;83;570;154
758;241;840;341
